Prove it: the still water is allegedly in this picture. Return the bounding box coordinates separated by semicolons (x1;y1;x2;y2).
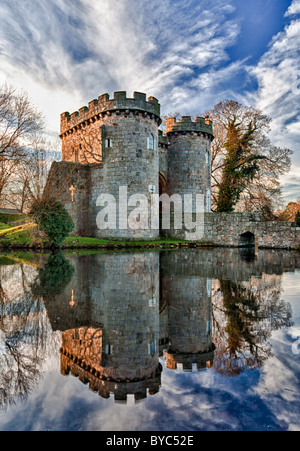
0;248;299;431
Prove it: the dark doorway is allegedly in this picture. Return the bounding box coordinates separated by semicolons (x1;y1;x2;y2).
239;231;256;248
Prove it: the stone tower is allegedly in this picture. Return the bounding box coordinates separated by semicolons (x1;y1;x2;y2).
165;116;214;214
58;91;161;240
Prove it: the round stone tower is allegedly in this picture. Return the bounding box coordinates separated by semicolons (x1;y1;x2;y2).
160;251;215;372
60;91;161;240
165;115;214;216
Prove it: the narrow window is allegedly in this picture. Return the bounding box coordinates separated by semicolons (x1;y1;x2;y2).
206;150;210;164
105;138;112;148
105;344;113;355
206;191;211;212
148;340;156;357
148;133;154;150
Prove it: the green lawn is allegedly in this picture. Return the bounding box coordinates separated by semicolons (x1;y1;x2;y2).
0;212;214;250
0;228;199;250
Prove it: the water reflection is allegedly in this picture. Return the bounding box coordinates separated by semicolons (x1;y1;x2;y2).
0;248;298;411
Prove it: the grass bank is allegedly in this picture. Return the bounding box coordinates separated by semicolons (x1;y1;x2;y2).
0;213;215;250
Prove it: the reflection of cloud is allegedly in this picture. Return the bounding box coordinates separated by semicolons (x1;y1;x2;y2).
255;330;300;432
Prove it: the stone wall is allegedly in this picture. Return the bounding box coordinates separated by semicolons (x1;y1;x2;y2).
89;112;160;240
45;161;93;237
163;212;300;250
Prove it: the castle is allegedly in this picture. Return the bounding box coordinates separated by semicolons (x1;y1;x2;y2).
48;91;213;240
46;90;300;248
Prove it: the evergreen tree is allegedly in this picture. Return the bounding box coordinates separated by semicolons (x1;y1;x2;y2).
217;119;265;213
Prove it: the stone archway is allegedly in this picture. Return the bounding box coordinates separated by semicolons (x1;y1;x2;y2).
239;231;256;248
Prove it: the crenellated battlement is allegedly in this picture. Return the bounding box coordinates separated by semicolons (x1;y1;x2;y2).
158;129;168;148
60;348;162;403
60;91;161;136
165;115;214;139
164;347;215;372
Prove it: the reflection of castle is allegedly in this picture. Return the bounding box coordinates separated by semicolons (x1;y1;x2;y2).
41;248;296;403
0;249;297;409
47;251;215;403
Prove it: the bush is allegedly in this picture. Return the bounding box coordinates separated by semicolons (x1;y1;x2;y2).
31;199;74;248
295;212;300;227
33;251;75;297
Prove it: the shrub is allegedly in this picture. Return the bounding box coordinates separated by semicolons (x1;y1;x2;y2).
31;199;74;248
33;251;75;297
295;212;300;227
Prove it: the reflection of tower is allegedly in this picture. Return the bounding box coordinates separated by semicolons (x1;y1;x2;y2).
60;252;162;403
161;251;215;371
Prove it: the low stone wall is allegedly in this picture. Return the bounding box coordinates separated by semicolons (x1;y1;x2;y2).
164;212;300;250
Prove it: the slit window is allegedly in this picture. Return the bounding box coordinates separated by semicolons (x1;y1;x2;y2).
105;139;112;148
105;344;113;355
148;134;155;150
206;150;210;164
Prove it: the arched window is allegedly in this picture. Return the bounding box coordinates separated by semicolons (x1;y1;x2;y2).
148;133;155;150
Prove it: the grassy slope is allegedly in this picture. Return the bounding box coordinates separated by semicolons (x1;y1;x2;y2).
0;212;214;249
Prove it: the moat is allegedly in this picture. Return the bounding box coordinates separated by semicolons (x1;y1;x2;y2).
0;248;299;431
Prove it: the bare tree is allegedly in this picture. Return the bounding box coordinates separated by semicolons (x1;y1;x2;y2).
0;83;44;159
0;83;45;209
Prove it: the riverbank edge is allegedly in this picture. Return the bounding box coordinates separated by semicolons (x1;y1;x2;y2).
0;236;299;251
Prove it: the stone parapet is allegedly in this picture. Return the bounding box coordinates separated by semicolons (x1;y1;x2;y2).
60;91;161;136
166;116;214;139
158;129;168;147
60;350;162;403
164;348;215;372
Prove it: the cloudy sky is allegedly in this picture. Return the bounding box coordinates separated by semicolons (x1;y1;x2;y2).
0;0;299;202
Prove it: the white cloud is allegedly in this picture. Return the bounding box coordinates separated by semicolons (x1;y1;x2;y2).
1;0;298;203
0;0;242;134
285;0;300;17
244;6;300;201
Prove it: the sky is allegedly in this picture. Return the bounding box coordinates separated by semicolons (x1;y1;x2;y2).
0;0;299;203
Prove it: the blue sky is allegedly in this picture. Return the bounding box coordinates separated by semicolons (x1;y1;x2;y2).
0;0;299;202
